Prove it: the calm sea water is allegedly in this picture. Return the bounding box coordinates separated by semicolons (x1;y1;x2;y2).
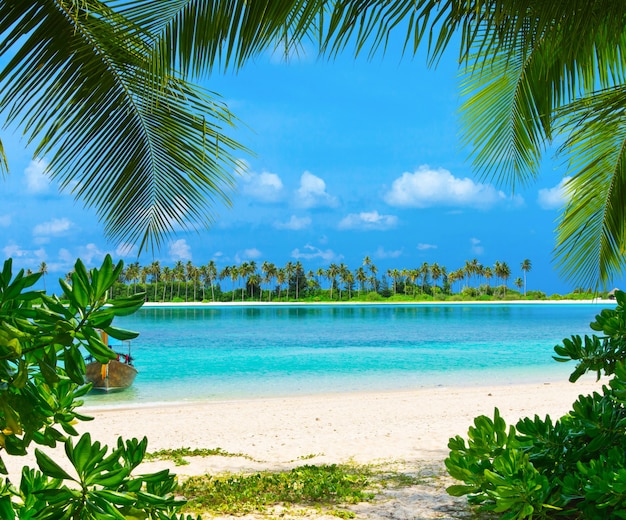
83;303;609;407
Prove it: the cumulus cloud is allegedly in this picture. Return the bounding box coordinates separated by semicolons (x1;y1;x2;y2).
384;165;506;209
77;243;108;265
291;244;342;263
33;218;72;238
169;239;192;261
295;171;338;208
374;246;403;259
537;177;571;210
274;215;312;230
417;243;437;251
3;242;28;258
239;248;262;261
24;159;50;194
338;210;398;230
470;237;484;255
241;169;284;202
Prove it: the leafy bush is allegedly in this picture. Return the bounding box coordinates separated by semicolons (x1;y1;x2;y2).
446;290;626;519
364;292;383;301
0;255;196;519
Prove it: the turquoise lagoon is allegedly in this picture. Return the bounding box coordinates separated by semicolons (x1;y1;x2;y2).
84;303;609;407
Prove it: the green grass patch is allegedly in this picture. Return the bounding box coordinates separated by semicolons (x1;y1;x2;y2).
146;447;252;466
179;464;375;515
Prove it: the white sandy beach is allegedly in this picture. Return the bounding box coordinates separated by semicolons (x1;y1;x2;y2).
6;377;607;519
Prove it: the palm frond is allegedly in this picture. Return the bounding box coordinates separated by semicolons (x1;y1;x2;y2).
554;86;626;288
117;0;329;76
0;0;245;252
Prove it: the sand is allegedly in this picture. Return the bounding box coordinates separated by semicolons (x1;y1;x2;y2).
5;377;607;519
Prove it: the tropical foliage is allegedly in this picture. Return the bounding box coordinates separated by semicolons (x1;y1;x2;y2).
68;256;546;303
0;255;196;519
447;290;626;518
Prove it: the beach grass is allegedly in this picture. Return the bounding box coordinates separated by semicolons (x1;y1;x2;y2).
179;464;375;516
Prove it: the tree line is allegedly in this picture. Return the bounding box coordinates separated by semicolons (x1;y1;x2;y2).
65;256;542;303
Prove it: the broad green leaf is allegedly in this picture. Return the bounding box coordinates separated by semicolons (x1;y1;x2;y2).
35;449;74;481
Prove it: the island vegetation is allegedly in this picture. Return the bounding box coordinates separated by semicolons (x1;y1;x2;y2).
41;257;604;304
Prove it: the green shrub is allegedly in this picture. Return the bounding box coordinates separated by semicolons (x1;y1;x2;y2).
446;290;626;519
0;256;196;520
365;291;383;301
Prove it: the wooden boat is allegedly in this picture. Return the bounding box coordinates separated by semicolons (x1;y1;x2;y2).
85;337;137;392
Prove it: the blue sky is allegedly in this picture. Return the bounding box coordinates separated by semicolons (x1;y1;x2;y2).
0;36;608;295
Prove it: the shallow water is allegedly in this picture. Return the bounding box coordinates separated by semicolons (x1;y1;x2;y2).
83;303;607;407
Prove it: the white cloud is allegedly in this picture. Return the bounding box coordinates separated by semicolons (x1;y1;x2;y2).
338;210;398;230
470;237;484;255
33;218;72;237
77;243;107;265
3;242;28;258
0;214;11;227
291;244;342;263
24;158;50;194
242;248;262;259
58;248;74;264
274;215;312;230
242;170;284;202
295;171;338;208
384;165;506;209
169;239;192;261
374;246;404;259
417;243;437;251
537;177;571;210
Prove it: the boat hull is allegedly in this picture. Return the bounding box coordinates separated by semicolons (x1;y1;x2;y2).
85;359;138;392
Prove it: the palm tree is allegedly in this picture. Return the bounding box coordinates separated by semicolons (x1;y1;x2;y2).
327;263;340;300
431;263;441;294
38;262;48;292
205;261;218;302
514;277;524;293
219;266;232;301
294;261;303;300
368;263;379;293
355;267;367;298
150;261;161;301
161;266;172;302
521;259;532;296
276;268;287;300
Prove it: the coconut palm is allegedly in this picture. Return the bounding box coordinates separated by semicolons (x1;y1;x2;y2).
276;268;287;300
38;262;48;292
327;263;340;299
521;259;532;296
355;266;367;298
205;260;218;302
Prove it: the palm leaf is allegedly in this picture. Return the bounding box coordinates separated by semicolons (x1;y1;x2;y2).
0;0;245;251
117;0;329;76
554;86;626;288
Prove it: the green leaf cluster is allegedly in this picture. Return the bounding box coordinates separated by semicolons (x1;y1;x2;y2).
447;292;626;518
180;464;373;514
0;254;196;519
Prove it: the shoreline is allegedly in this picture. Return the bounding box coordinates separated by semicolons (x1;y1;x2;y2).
140;298;612;307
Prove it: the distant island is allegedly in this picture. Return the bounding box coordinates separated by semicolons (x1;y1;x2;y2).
42;256;612;303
